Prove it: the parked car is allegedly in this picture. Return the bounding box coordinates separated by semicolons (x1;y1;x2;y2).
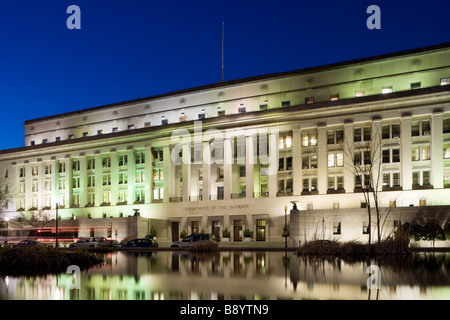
13;239;45;248
120;238;158;248
68;237;107;248
170;233;217;248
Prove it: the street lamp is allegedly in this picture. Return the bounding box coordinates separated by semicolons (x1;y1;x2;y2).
55;203;59;248
284;205;288;248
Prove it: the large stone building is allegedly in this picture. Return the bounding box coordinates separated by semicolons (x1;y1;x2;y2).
0;43;449;246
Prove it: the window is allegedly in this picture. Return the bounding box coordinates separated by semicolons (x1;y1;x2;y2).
363;222;370;234
302;132;317;147
102;174;111;186
444;144;450;159
73;194;80;206
44;180;51;191
58;162;66;173
144;122;151;128
102;192;111;204
153;149;164;162
68;134;75;140
83;132;88;137
72;177;80;189
281;101;290;107
256;219;266;241
59;178;66;190
19;167;25;178
328;176;344;191
72;160;80;171
102;156;111;168
441;77;450;86
135;152;145;164
381;86;393;94
328;152;344;167
305;97;314;104
412;145;430;161
87;175;95;188
32;182;38;192
119;172;128;185
413;170;431;186
161;117;168;125
87;193;95;205
383;172;400;188
239;166;246;177
32;166;38;176
412;120;430;136
112;127;118;132
118;154;128;167
135;189;145;202
279;134;292;149
44;164;51;175
217;108;225;116
443;118;450;134
128;124;135;130
259;103;268;111
217;167;224;179
302;177;318;192
410;82;421;89
87;158;95;170
327;129;344;144
354;150;371;165
55;137;60;142
330;94;339;101
355;90;365;97
383;149;400;163
118;191;127;203
354;127;371;142
382;123;400;139
238;105;246;113
135;170;145;183
333;222;341;235
302;155;318;169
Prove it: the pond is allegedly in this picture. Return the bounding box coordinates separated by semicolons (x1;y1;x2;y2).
0;250;449;300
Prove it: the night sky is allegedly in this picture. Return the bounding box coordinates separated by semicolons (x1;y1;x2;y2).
0;0;448;150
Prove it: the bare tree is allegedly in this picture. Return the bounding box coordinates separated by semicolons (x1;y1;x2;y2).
11;209;53;228
344;122;394;244
0;177;12;212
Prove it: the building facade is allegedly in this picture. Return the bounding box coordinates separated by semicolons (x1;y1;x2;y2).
1;43;449;245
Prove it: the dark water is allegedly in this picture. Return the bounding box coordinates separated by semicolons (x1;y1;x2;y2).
0;251;449;300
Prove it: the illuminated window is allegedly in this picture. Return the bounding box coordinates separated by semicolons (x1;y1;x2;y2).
355;90;365;97
102;174;111;186
412;120;430;136
444;144;450;159
382;86;393;94
97;130;103;135
102;192;111;204
135;170;145;183
302;131;317;147
305;97;314;104
144;122;151;127
441;77;450;86
330;94;339;101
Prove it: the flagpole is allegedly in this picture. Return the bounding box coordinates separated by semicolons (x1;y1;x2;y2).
222;21;224;82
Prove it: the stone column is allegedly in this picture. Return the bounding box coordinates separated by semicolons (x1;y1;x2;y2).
401;115;412;190
292;129;302;196
223;138;232;200
343;121;354;192
317;125;327;194
431;112;444;188
245;133;255;199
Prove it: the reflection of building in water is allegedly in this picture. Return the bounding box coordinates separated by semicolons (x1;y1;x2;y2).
2;251;446;300
1;43;450;245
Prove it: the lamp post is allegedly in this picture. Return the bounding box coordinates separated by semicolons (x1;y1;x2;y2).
284;205;288;248
55;203;59;248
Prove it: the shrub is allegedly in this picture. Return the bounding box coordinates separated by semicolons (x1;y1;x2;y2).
243;228;253;238
222;227;230;238
180;229;187;239
188;240;219;252
444;222;450;240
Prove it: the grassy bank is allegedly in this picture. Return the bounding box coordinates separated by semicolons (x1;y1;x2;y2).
297;238;411;257
0;247;104;276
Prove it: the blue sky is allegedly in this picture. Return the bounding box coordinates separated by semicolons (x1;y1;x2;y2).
0;0;448;150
